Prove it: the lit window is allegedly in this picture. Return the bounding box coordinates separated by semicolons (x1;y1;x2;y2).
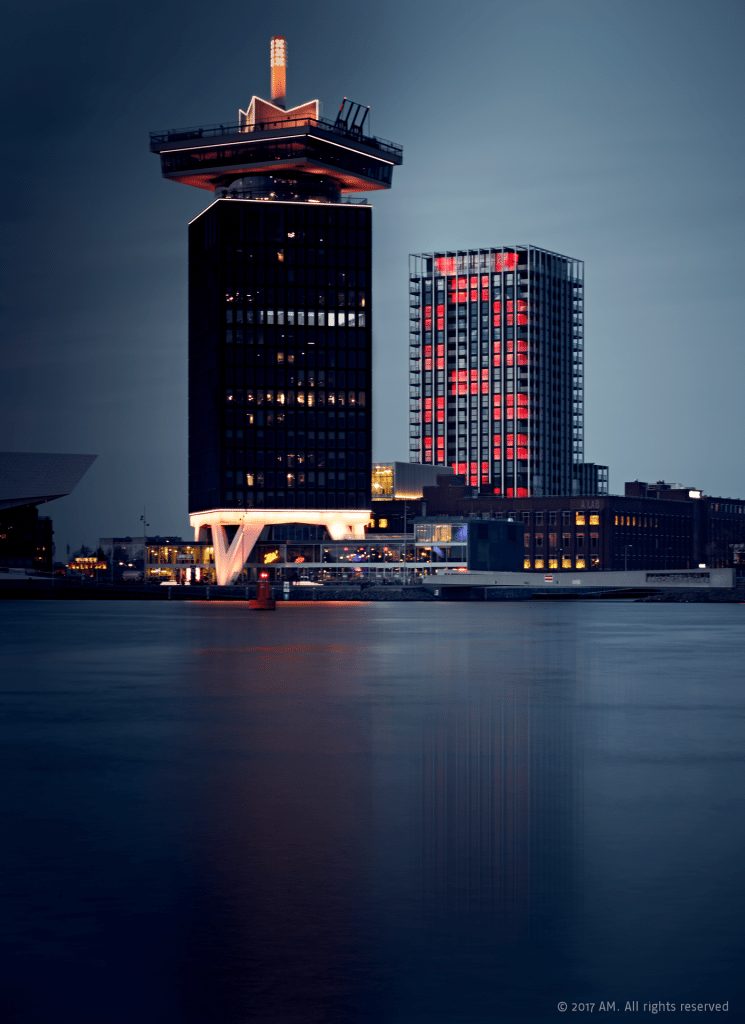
378;518;388;529
575;512;586;526
534;558;545;569
589;513;600;526
562;556;572;569
575;557;586;569
523;558;531;569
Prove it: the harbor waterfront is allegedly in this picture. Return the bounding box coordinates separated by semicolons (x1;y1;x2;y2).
1;600;744;1023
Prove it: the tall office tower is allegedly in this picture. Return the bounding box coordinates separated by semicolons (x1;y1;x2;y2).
151;38;402;583
408;247;584;497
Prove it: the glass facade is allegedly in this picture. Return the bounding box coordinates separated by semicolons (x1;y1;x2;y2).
409;247;584;497
189;198;372;513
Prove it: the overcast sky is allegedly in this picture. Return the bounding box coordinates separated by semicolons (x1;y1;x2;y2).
2;0;743;554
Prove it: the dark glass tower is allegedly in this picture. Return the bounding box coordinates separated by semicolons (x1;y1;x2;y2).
151;37;402;583
188;197;372;512
408;247;583;497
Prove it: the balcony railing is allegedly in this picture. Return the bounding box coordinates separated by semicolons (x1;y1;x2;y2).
150;115;403;162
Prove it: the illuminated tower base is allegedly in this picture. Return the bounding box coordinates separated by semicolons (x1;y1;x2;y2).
191;508;369;586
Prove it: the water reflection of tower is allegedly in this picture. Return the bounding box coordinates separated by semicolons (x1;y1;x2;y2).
179;618;381;1023
416;644;579;920
151;37;402;585
374;608;584;1017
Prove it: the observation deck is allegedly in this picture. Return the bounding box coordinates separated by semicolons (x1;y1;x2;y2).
150;113;403;194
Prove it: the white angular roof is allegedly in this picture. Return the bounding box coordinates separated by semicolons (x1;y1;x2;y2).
0;452;96;510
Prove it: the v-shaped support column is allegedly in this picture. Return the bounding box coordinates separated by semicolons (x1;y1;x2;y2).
210;522;265;586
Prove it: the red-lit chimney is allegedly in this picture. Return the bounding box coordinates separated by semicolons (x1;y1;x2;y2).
270;35;286;108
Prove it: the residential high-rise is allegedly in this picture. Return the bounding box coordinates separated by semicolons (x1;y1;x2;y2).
409;247;586;497
151;37;402;583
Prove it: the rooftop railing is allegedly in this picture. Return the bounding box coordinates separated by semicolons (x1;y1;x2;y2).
150;115;403;161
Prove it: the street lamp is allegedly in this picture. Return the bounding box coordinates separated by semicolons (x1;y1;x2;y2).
140;508;150;581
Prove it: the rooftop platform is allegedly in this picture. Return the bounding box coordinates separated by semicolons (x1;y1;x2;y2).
150;114;403;193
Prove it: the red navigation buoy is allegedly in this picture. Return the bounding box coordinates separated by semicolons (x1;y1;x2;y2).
249;571;276;610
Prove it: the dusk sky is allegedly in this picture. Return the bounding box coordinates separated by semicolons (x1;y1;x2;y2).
2;0;744;554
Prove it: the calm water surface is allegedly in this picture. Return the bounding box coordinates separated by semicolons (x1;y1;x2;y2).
1;600;744;1023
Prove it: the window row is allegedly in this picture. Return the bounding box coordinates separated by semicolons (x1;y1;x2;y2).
225;369;368;387
225;492;369;509
524;557;599;570
225;451;369;472
222;348;369;370
226;309;366;327
225;390;366;408
224;434;367;450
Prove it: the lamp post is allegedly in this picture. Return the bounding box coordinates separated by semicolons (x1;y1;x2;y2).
140;508;150;581
624;544;632;572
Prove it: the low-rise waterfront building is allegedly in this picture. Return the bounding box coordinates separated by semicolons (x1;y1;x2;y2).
420;477;745;571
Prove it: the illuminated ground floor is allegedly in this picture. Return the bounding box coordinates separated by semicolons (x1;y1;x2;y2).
145;528;469;586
